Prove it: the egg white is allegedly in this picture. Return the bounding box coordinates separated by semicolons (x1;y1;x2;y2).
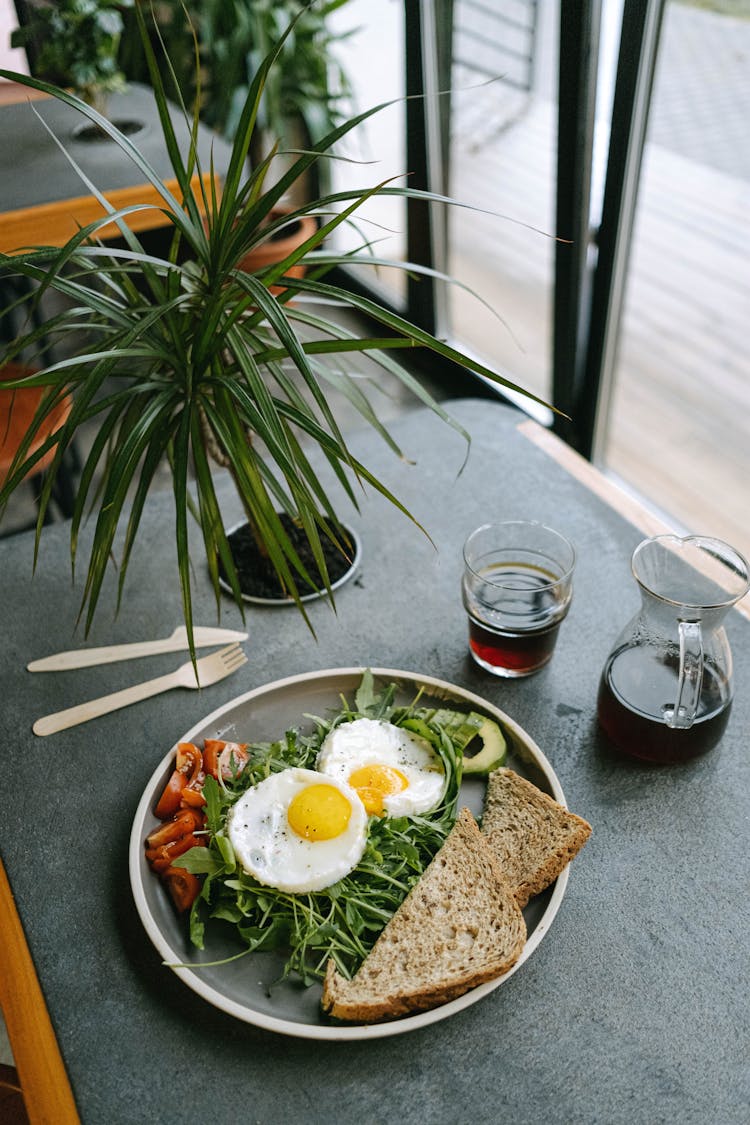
316;717;445;817
226;767;368;893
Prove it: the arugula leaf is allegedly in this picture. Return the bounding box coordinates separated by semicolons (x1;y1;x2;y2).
172;846;227;876
237;918;291;952
189;907;205;950
202;773;223;834
211;902;245;924
215;836;236;868
354;668;376;714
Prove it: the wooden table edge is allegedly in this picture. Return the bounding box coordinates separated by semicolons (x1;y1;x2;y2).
0;172;217;255
0;82;48;107
0;858;80;1124
517;419;750;621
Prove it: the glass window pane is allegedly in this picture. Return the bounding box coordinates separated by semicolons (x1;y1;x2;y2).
446;0;560;409
600;0;750;560
328;0;407;306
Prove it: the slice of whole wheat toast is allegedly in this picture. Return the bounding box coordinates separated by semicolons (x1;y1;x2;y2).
321;807;527;1023
481;767;591;908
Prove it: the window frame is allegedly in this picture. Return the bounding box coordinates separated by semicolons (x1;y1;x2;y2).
332;0;668;451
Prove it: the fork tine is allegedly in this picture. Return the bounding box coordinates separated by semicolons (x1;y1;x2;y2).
201;642;240;663
191;643;247;687
221;643;247;668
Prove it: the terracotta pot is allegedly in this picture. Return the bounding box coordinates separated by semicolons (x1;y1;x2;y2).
0;364;72;485
237;211;318;295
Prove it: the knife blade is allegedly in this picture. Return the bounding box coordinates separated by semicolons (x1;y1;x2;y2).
27;625;248;672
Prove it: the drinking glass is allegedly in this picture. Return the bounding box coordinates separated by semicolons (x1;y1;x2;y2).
461;521;576;677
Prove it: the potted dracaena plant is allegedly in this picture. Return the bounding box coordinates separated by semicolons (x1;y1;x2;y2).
0;1;543;658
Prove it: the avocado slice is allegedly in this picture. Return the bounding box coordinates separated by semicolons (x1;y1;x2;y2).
461;717;507;774
408;706;508;775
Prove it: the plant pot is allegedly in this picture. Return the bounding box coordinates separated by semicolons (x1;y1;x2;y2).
0;364;72;485
249;119;317;208
237;211;318;295
71;116;146;143
217;515;362;605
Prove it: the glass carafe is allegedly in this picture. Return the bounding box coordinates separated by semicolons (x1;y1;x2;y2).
597;535;749;764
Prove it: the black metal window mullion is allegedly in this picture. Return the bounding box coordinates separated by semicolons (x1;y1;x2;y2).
552;0;601;449
334;0;492;397
404;0;439;336
569;0;667;460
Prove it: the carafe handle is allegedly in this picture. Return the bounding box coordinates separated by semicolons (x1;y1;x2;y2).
665;621;703;729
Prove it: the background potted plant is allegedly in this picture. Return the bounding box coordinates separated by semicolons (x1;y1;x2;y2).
0;1;540;654
118;0;354;198
118;0;355;274
11;0;135;121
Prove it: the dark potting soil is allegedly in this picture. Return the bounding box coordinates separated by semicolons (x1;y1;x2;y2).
265;219;304;243
220;515;357;600
72;119;146;142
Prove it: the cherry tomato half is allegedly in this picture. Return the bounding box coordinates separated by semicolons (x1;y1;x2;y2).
146;808;205;849
145;832;205;874
153;743;204;819
163;867;201;913
203;739;250;781
180;785;206;809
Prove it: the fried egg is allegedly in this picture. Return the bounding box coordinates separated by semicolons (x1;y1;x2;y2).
316;717;445;817
226;767;368;893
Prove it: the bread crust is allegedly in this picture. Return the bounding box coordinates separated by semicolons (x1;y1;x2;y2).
481;768;592;908
321;808;526;1023
322;957;511;1023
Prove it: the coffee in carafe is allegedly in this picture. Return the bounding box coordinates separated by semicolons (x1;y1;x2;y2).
597;535;749;764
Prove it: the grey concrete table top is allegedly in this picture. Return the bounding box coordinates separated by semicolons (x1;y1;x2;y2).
0;82;230;212
1;398;748;1125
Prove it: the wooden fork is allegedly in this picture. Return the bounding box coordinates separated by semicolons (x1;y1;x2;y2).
32;644;248;737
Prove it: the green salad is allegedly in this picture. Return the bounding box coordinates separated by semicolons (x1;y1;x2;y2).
156;672;505;985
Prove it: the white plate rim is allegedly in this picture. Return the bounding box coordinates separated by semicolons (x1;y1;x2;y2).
129;667;570;1040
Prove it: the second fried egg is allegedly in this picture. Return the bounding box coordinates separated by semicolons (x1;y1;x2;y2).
316;717;445;817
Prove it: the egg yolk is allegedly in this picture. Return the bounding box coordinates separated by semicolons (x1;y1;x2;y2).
348;764;409;816
287;783;352;841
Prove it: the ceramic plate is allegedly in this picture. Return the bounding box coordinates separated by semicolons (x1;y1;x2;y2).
129;668;570;1040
